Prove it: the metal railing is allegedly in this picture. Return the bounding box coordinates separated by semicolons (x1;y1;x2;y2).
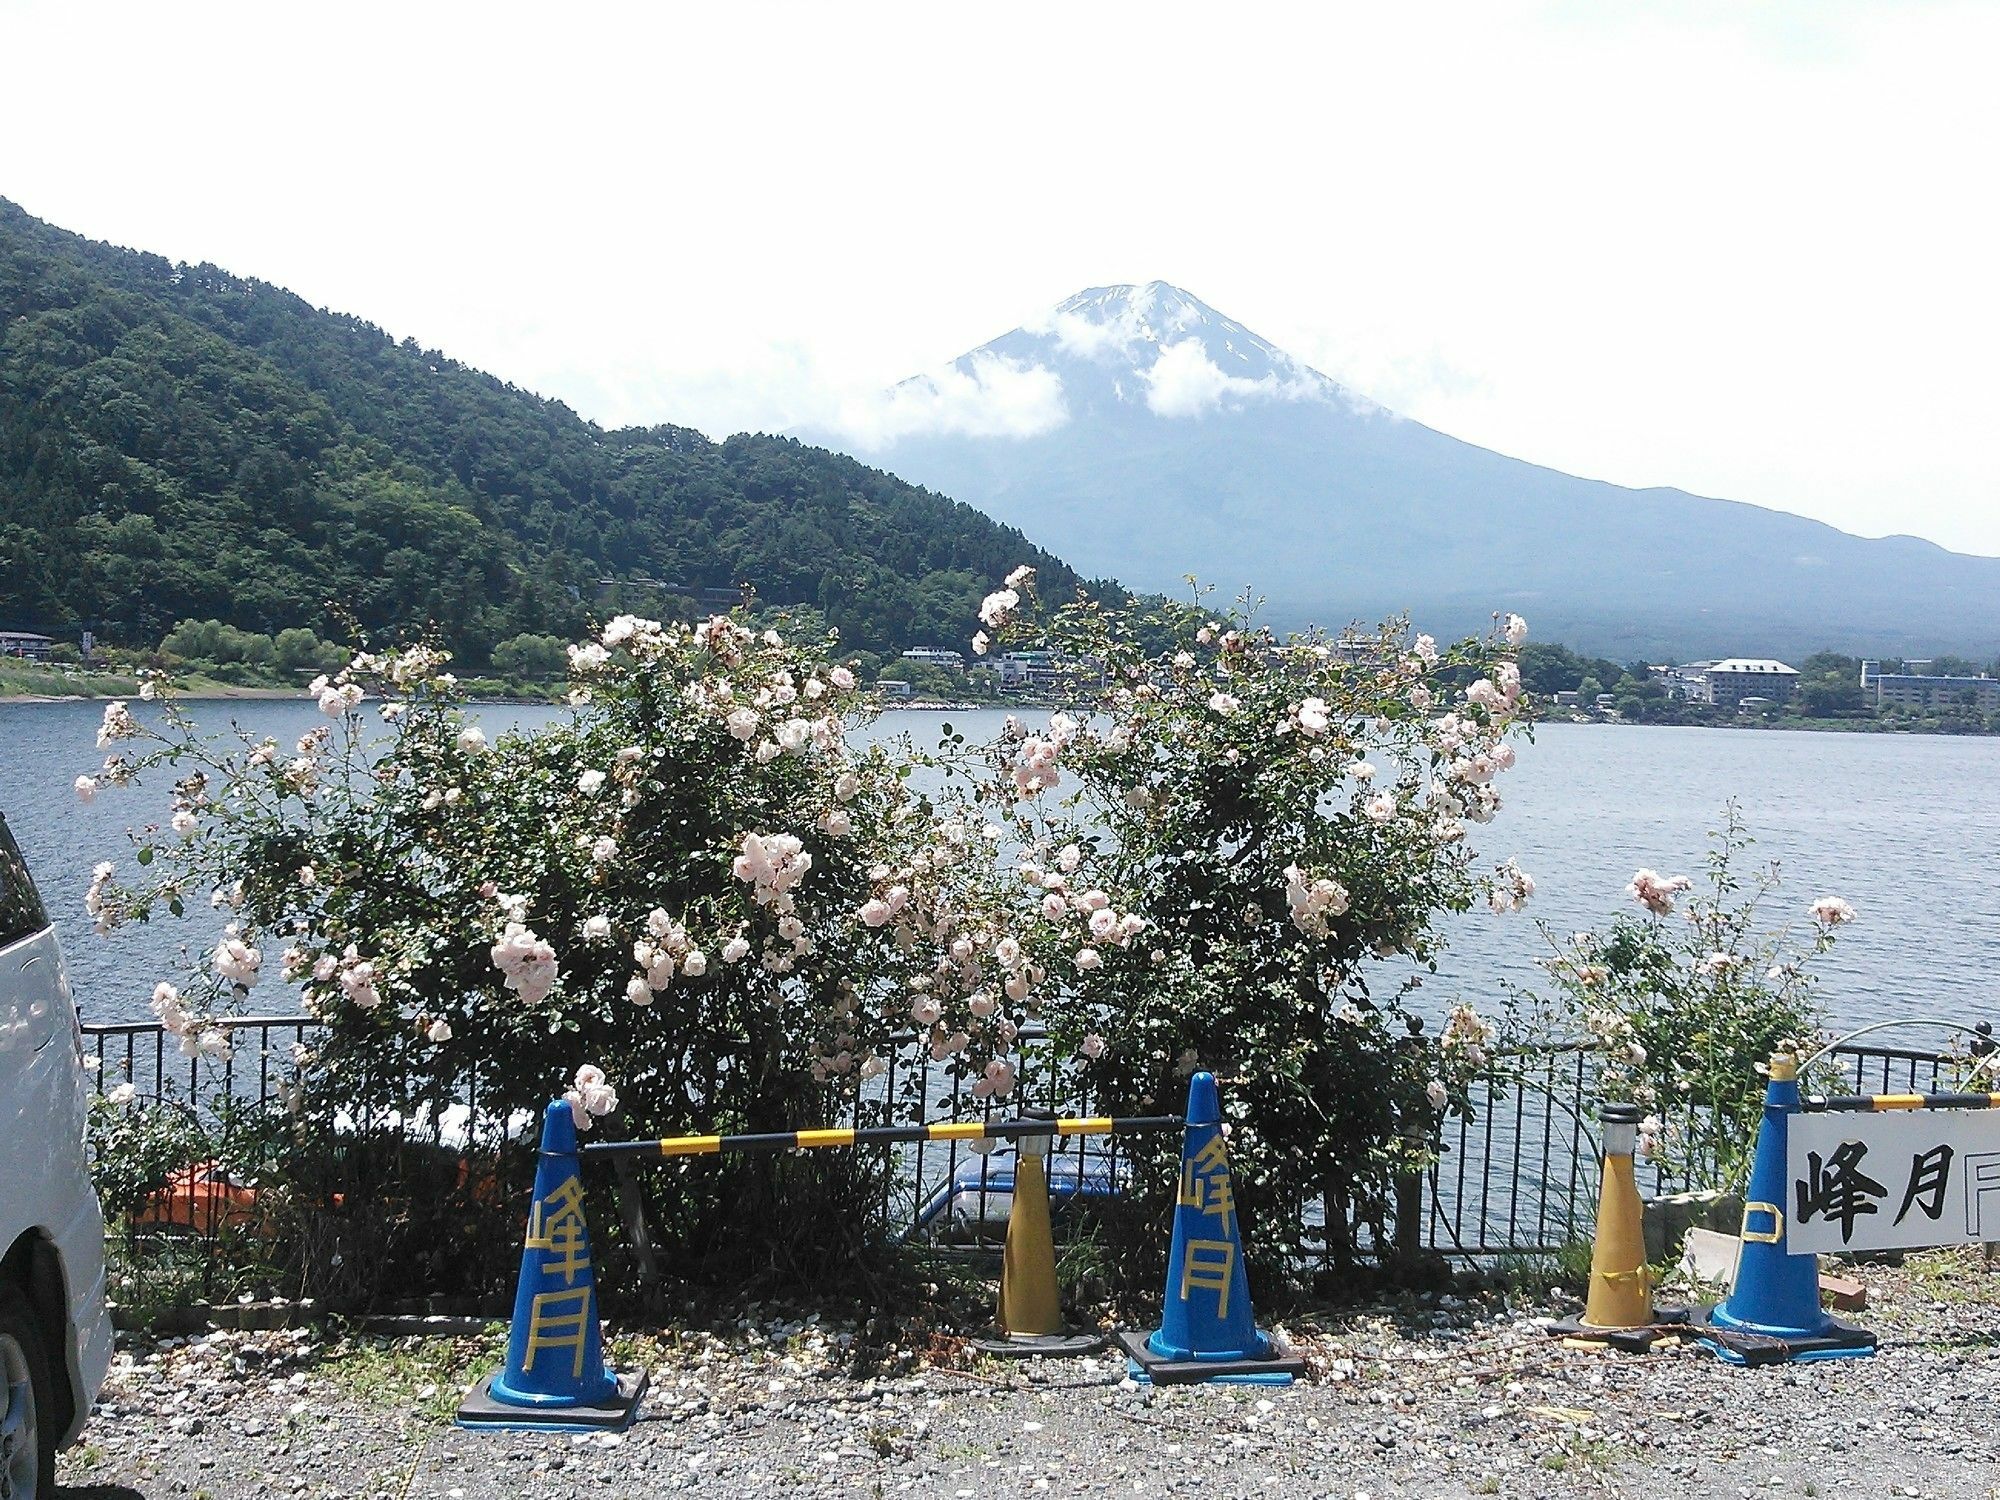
82;1015;1991;1289
1419;1031;1998;1257
85;1014;317;1112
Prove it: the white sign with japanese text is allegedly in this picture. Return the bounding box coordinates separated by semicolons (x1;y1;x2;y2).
1785;1108;2000;1255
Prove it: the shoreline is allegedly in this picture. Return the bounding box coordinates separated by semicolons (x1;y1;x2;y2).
0;686;304;705
1553;712;1999;737
7;691;1995;738
0;690;1008;711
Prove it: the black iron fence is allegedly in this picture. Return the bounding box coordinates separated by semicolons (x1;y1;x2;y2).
86;1014;317;1112
1419;1027;1999;1258
82;1014;1993;1308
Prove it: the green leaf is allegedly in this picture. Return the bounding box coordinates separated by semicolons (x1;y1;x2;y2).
135;845;153;866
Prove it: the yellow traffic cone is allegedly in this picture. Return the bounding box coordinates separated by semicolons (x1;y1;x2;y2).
998;1144;1064;1335
973;1111;1107;1357
1549;1103;1686;1350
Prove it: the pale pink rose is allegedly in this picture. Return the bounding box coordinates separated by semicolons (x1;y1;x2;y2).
979;587;1021;628
1627;868;1693;916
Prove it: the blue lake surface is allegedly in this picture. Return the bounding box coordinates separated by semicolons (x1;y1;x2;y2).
2;698;1995;1043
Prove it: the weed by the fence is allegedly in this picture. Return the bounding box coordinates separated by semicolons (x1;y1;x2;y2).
1896;1246;2000;1306
318;1325;509;1421
1487;1238;1596;1301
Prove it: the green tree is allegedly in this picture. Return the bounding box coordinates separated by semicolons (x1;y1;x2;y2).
1796;651;1864;717
489;632;569;680
273;627;343;674
161;618;225;661
214;625;275;666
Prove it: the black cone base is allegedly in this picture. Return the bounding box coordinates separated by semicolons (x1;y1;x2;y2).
1546;1304;1692;1352
970;1328;1111;1358
1692;1307;1877;1367
455;1368;649;1432
1115;1328;1307;1385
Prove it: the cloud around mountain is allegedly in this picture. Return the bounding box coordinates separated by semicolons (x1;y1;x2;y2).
831;351;1068;451
1139;337;1325;418
829;281;1350;446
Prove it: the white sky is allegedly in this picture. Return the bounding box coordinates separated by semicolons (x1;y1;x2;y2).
3;0;1996;555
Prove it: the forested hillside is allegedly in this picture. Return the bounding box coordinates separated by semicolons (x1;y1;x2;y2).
0;200;1090;661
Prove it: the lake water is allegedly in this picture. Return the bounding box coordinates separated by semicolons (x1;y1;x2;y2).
2;699;1996;1045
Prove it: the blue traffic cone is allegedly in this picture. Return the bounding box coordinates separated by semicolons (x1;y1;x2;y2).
1696;1053;1875;1366
456;1099;650;1430
1116;1072;1305;1384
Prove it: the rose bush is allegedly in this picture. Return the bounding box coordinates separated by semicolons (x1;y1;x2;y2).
1517;806;1848;1188
83;576;1538;1298
81;618;970;1284
934;576;1534;1284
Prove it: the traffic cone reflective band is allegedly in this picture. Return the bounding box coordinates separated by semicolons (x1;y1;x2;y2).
974;1110;1109;1357
1696;1053;1876;1365
1116;1072;1305;1385
1549;1103;1688;1350
456;1100;650;1430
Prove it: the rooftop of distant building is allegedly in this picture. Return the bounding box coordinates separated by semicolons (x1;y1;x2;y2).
1706;658;1799;675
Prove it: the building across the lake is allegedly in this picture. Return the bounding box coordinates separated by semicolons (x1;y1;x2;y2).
1702;659;1799;709
1651;661;1718;703
968;649;1070;691
900;647;965;674
1860;661;2000;714
0;631;56;662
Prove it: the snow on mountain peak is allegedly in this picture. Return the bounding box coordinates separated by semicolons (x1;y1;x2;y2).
1031;281;1274;369
1005;281;1367;424
822;283;1363;452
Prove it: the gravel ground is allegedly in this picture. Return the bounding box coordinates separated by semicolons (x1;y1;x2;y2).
58;1251;2000;1500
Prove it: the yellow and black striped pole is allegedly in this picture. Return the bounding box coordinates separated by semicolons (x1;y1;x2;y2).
1804;1091;2000;1113
579;1114;1181;1161
583;1110;1178;1359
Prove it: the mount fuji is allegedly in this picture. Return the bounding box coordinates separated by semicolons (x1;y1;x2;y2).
800;283;2000;659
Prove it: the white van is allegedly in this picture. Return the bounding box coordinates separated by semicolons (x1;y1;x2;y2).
1;808;112;1498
